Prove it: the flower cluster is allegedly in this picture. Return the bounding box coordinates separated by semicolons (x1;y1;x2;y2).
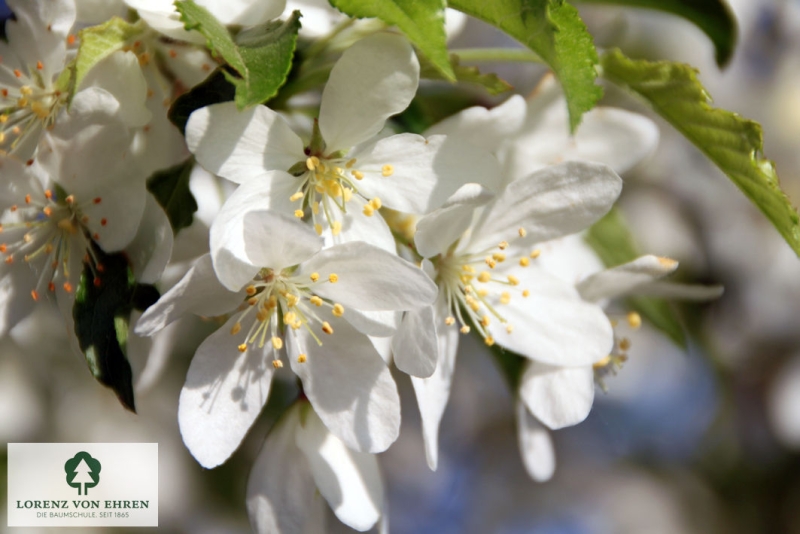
0;0;727;532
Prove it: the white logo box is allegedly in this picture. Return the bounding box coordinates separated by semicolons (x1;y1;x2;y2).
8;443;158;527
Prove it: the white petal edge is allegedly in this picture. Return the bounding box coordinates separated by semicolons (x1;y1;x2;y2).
392;306;438;378
516;401;556;482
296;407;384;532
576;255;680;302
519;361;595;430
319;33;419;153
179;315;275;468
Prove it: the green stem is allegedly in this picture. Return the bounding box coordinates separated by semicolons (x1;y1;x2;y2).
450;47;544;64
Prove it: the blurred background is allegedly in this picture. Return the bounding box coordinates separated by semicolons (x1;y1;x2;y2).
3;0;800;532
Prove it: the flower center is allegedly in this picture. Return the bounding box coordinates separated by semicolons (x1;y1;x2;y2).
434;227;541;346
1;57;65;156
288;155;393;235
0;188;107;300
228;267;346;368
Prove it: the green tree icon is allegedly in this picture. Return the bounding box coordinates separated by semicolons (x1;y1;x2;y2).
64;452;101;495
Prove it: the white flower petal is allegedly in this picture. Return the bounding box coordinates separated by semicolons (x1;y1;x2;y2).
80;169;148;252
319;33;419;152
179;315;275;468
296;408;384;532
414;183;494;258
410;300;459;470
516;401;556;482
0;268;38;337
345;309;398;338
576;255;680;302
393;306;438;378
323;196;396;253
187;102;305;184
198;0;287;25
78;50;152;128
519;361;595;430
6;0;74;82
242;210;324;271
209;172;303;290
508;98;659;180
352;134;501;214
425;95;527;154
467;161;622;252
135;254;245;336
289;316;400;453
124;193;173;284
299;242;437;311
489;267;613;367
247;404;325;534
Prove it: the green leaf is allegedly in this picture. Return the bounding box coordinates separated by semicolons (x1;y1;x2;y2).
73;246;159;412
420;53;513;95
577;0;738;67
175;1;300;108
449;0;602;131
329;0;455;81
600;49;800;257
146;159;199;234
584;208;687;346
72;17;146;98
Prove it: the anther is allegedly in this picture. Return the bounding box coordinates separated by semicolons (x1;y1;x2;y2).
271;337;283;350
519;257;530;267
478;272;491;283
314;223;323;235
492;252;506;262
370;198;382;210
100;218;107;226
445;316;455;326
498;241;508;250
65;195;74;205
321;321;334;335
352;170;364;180
67;34;76;45
310;296;323;307
24;194;31;204
506;325;514;334
522;290;530;298
310;272;320;282
0;244;5;253
363;204;374;217
518;227;527;237
485;257;497;268
331;221;342;236
530;249;541;259
332;303;344;317
43;206;52;217
48;282;55;292
328;273;338;283
272;360;283;369
627;312;642;329
508;275;519;286
93;278;102;288
294;209;304;218
230;323;242;335
31;290;39;301
306;156;320;170
381;164;394;177
93;197;102;204
63;282;73;293
619;338;631;351
297;354;307;363
500;292;511;305
484;336;495;346
246;285;257;295
36;61;44;70
481;315;491;327
238;344;247;353
13;69;22;78
290;192;304;202
460;326;470;334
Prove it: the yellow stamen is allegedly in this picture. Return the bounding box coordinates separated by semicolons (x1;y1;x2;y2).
321;321;334;335
332;303;344;317
290;192;304;202
271;337;283;350
530;249;541;259
310;296;323;307
478;272;491;283
627;311;642;329
297;354;307;363
230;323;242;335
484;336;495;346
508;275;519;286
460;326;470;334
519;257;530;267
272;360;283;369
381;164;394;177
328;273;338;283
310;272;320;282
238;343;247;353
294;209;304;218
445;316;455;326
